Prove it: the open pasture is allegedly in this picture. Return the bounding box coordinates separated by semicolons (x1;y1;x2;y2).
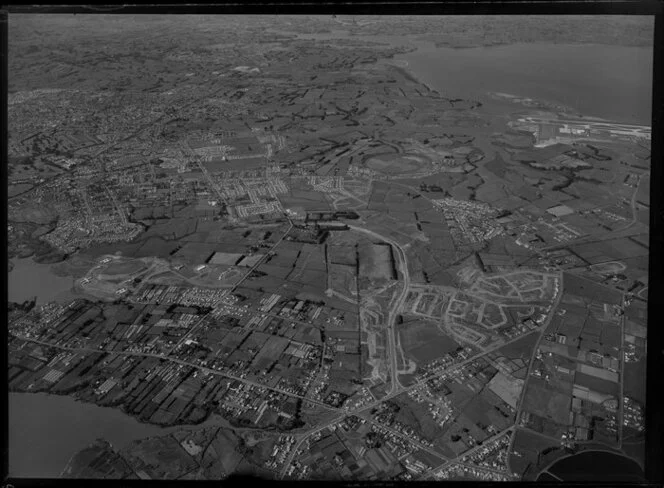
365;152;432;175
397;318;461;366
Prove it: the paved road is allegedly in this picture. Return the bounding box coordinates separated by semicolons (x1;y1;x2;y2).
10;332;336;411
541;172;647;253
623;173;645;232
538;469;563;481
507;271;564;457
423;427;514;480
230;219;294;292
514;424;562;445
166;311;216;355
280;221;417;478
279;328;544;478
196;158;230;207
361;415;446;460
348;224;411;395
618;293;627;447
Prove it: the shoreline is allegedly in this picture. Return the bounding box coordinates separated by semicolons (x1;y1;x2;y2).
9;387;222;431
387;62;437;95
9;389;217;477
58;439;117;478
537;447;645;481
8;256;77;305
389;42;651;126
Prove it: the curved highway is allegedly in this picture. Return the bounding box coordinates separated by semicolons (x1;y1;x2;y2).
348;224;411;395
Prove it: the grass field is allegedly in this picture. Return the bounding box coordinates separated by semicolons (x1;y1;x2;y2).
328;244;357;266
392;393;449;448
358;242;395;282
101;259;148;276
134;237;181;258
10;202;60;225
623;358;646;404
143;217;198;241
8;183;34;198
250;336;290;369
173;242;218;264
278;192;331;211
522;377;571;425
397;318;461;366
574;372;619;397
329;263;357;297
495;331;540;361
205;428;244;475
365;153;431;175
121;435;198;479
208;252;244;266
510;427;560;475
563;272;623;305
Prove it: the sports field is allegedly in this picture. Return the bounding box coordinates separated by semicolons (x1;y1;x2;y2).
397;318;461;365
365;153;432;175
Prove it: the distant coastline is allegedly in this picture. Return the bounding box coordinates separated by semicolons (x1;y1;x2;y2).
387;62;436;94
393;42;652;125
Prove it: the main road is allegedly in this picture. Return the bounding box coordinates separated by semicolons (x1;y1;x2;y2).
348;224;411;396
618;292;627;447
507;270;564;459
279;327;547;479
9;332;336;412
230;218;294;292
423;427;515;480
541;172;646;253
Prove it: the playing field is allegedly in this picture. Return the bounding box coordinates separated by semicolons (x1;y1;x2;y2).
358;242;395;281
100;259;148;276
365;153;431;175
397;318;461;365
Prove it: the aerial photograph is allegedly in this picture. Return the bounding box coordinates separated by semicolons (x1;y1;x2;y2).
6;13;653;482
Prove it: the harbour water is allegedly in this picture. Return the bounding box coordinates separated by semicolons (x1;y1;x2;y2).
292;29;652;124
8;392;221;478
545;450;645;481
396;42;652;125
7;30;652;480
8;257;76;305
